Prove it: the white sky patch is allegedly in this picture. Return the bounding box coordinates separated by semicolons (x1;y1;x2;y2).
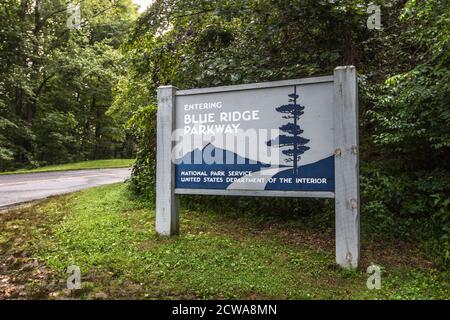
132;0;154;13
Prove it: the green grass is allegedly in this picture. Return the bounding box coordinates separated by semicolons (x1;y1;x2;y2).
0;183;448;299
0;159;134;175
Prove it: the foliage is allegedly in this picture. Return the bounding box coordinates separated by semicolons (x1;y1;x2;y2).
360;164;450;266
125;104;158;198
0;0;138;171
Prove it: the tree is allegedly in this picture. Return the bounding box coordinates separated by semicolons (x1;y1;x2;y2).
0;0;138;170
267;86;310;175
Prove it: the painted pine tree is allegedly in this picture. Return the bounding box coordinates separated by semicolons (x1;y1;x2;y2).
267;86;310;175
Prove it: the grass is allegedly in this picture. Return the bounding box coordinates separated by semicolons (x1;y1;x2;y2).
0;183;448;299
0;159;134;175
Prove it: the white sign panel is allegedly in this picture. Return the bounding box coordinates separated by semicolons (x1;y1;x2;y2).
155;67;359;269
173;78;335;194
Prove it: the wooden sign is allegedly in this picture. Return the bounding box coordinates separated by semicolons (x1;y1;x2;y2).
156;66;359;269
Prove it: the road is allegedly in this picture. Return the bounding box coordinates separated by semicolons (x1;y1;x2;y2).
0;168;131;209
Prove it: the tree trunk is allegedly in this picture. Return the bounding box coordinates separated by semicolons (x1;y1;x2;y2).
15;87;23;117
25;100;33;124
16;1;28;120
91;95;100;159
26;0;42;124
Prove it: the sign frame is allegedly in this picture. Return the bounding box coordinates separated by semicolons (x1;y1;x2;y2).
156;66;359;269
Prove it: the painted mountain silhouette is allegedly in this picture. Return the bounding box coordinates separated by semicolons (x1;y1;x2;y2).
176;143;271;166
175;143;271;189
264;155;334;191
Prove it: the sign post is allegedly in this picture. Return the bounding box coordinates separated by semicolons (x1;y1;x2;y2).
333;66;359;269
156;85;179;236
155;66;359;269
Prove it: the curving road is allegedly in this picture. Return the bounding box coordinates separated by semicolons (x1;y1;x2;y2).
0;168;131;209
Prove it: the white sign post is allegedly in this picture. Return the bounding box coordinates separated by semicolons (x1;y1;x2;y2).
155;66;359;268
156;85;179;235
333;66;360;269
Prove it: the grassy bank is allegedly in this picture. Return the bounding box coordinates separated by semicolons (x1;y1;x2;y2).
0;159;135;175
0;183;448;299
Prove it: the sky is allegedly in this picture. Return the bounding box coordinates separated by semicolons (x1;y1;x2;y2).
132;0;154;13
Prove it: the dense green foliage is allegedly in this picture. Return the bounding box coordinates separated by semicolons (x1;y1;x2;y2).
0;0;138;171
111;0;449;267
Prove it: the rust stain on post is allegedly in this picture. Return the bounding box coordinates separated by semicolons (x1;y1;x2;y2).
350;198;358;211
335;148;342;157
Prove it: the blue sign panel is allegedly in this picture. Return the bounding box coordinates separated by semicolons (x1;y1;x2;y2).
173;79;335;192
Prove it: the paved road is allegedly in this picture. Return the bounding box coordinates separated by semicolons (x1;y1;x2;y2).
0;168;131;209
